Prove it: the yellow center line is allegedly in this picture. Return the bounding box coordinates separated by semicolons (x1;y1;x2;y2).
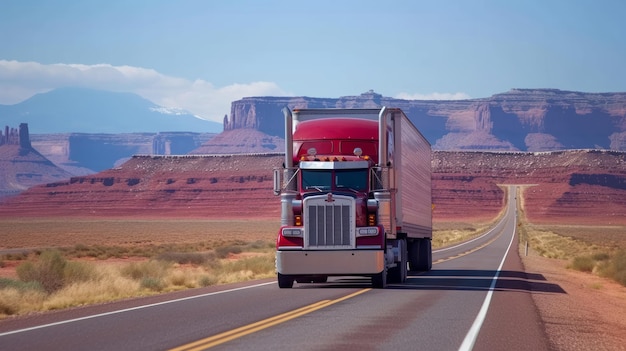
433;232;501;265
169;288;371;351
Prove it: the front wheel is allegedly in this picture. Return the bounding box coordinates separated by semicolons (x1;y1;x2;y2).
277;273;294;288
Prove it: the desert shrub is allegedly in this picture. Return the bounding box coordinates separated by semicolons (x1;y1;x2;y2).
199;275;217;287
570;256;595;272
15;250;98;294
16;250;66;293
121;260;169;281
592;252;610;261
140;277;164;291
215;245;242;259
600;250;626;287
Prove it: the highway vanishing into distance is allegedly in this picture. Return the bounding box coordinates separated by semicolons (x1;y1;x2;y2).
0;186;566;350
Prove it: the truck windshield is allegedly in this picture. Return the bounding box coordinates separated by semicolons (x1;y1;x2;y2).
301;169;368;192
335;169;368;191
302;170;332;191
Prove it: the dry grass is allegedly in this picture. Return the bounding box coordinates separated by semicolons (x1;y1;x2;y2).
0;219;278;319
0;246;276;318
517;192;626;287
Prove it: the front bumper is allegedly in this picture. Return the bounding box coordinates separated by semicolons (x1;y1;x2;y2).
276;249;385;275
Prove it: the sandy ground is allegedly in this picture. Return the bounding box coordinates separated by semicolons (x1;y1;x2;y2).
521;246;626;351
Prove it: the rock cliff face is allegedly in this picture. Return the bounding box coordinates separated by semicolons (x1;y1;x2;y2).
0;124;73;198
225;89;626;151
1;150;623;226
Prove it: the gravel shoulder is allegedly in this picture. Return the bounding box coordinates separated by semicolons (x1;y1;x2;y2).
521;246;626;351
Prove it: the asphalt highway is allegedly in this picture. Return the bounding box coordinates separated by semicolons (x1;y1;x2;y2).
0;186;563;351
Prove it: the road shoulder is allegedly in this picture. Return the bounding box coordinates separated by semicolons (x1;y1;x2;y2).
521;247;626;351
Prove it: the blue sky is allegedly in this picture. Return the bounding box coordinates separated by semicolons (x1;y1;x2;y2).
1;0;625;123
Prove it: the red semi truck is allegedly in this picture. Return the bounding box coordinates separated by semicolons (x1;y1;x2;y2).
273;107;432;288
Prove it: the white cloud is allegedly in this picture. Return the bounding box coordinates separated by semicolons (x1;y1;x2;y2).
0;60;291;123
395;91;471;100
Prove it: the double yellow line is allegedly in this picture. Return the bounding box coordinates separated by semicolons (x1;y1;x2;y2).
170;289;370;351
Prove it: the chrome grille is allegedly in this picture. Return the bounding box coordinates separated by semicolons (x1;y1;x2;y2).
304;195;354;249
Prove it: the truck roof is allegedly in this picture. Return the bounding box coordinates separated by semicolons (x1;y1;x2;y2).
293;118;379;164
294;118;378;140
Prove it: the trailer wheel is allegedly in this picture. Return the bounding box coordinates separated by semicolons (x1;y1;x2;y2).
277;273;294;288
372;267;387;289
409;239;432;271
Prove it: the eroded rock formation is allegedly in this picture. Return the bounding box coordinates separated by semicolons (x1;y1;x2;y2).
224;89;626;151
0;124;73;198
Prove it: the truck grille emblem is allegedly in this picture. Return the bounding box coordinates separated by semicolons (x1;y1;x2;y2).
325;193;334;202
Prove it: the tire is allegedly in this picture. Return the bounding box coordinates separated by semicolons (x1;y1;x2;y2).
409;238;432;272
372;267;387;289
420;239;432;271
388;239;407;283
277;273;294;288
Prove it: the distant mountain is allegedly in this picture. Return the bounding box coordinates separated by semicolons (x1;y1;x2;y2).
226;89;626;151
0;87;222;134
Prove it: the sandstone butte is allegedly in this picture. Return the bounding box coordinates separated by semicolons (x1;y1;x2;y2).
0;150;624;227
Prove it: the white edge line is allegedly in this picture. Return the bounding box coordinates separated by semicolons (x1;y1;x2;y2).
0;281;275;337
457;209;517;351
